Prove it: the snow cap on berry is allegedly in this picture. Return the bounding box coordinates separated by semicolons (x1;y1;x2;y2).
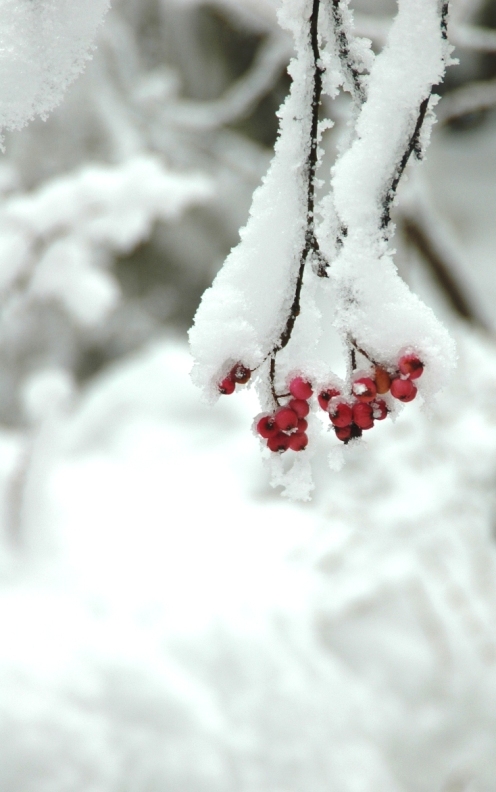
352;377;377;403
230;362;251;384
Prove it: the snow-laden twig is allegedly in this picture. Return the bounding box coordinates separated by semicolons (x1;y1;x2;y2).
190;0;457;498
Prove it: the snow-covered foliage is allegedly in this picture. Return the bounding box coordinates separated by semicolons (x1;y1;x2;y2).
189;0;458;499
0;0;110;143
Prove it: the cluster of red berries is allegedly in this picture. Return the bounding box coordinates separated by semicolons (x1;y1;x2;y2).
255;377;312;453
218;363;251;394
322;353;424;443
217;352;424;451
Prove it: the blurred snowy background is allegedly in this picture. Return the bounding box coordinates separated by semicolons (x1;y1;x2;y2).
2;0;496;789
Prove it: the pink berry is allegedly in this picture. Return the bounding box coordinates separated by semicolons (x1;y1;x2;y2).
289;398;310;418
334;425;352;442
274;407;299;431
329;402;353;428
289;377;313;400
230;363;251;384
256;415;278;439
390;377;417;402
267;432;290;453
352;377;377;403
398;354;424;379
289;432;308;452
218;377;235;395
372;399;388;420
297;418;308;433
352;402;374;430
318;388;340;410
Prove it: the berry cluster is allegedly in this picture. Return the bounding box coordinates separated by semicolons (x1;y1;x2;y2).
217;353;424;452
256;377;312;453
218;363;251;394
324;353;423;443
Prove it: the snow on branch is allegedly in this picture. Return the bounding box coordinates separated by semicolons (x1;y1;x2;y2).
189;0;457;499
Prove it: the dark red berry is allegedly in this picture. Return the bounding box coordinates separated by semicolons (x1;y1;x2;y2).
230;363;251;384
289;432;308;451
372;399;388;420
218;377;235;395
390;377;417;402
274;407;299;431
374;367;391;394
352;377;377;403
289;377;313;400
297;418;308;433
318;388;340;410
329;402;353;428
335;425;352;442
352;402;374;430
289;398;309;418
398;354;424;379
267;432;290;452
256;415;278;439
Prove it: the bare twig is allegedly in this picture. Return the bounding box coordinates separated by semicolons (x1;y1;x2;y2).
401;215;490;331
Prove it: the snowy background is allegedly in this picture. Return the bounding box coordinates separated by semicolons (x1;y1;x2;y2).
2;0;496;790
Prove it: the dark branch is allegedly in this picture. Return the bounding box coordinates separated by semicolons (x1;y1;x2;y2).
381;4;450;232
276;0;326;350
332;0;366;102
401;215;490;331
381;94;430;231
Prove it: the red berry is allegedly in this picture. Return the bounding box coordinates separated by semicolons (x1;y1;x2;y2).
398;354;424;379
289;377;313;400
372;399;388;420
374;367;391;394
390;377;417;402
318;388;340;410
289;398;310;418
230;363;251;384
352;402;374;430
352;377;377;403
329;402;353;427
297;418;308;433
218;377;235;395
256;415;278;439
334;425;352;442
267;432;290;452
274;407;299;431
289;432;308;451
